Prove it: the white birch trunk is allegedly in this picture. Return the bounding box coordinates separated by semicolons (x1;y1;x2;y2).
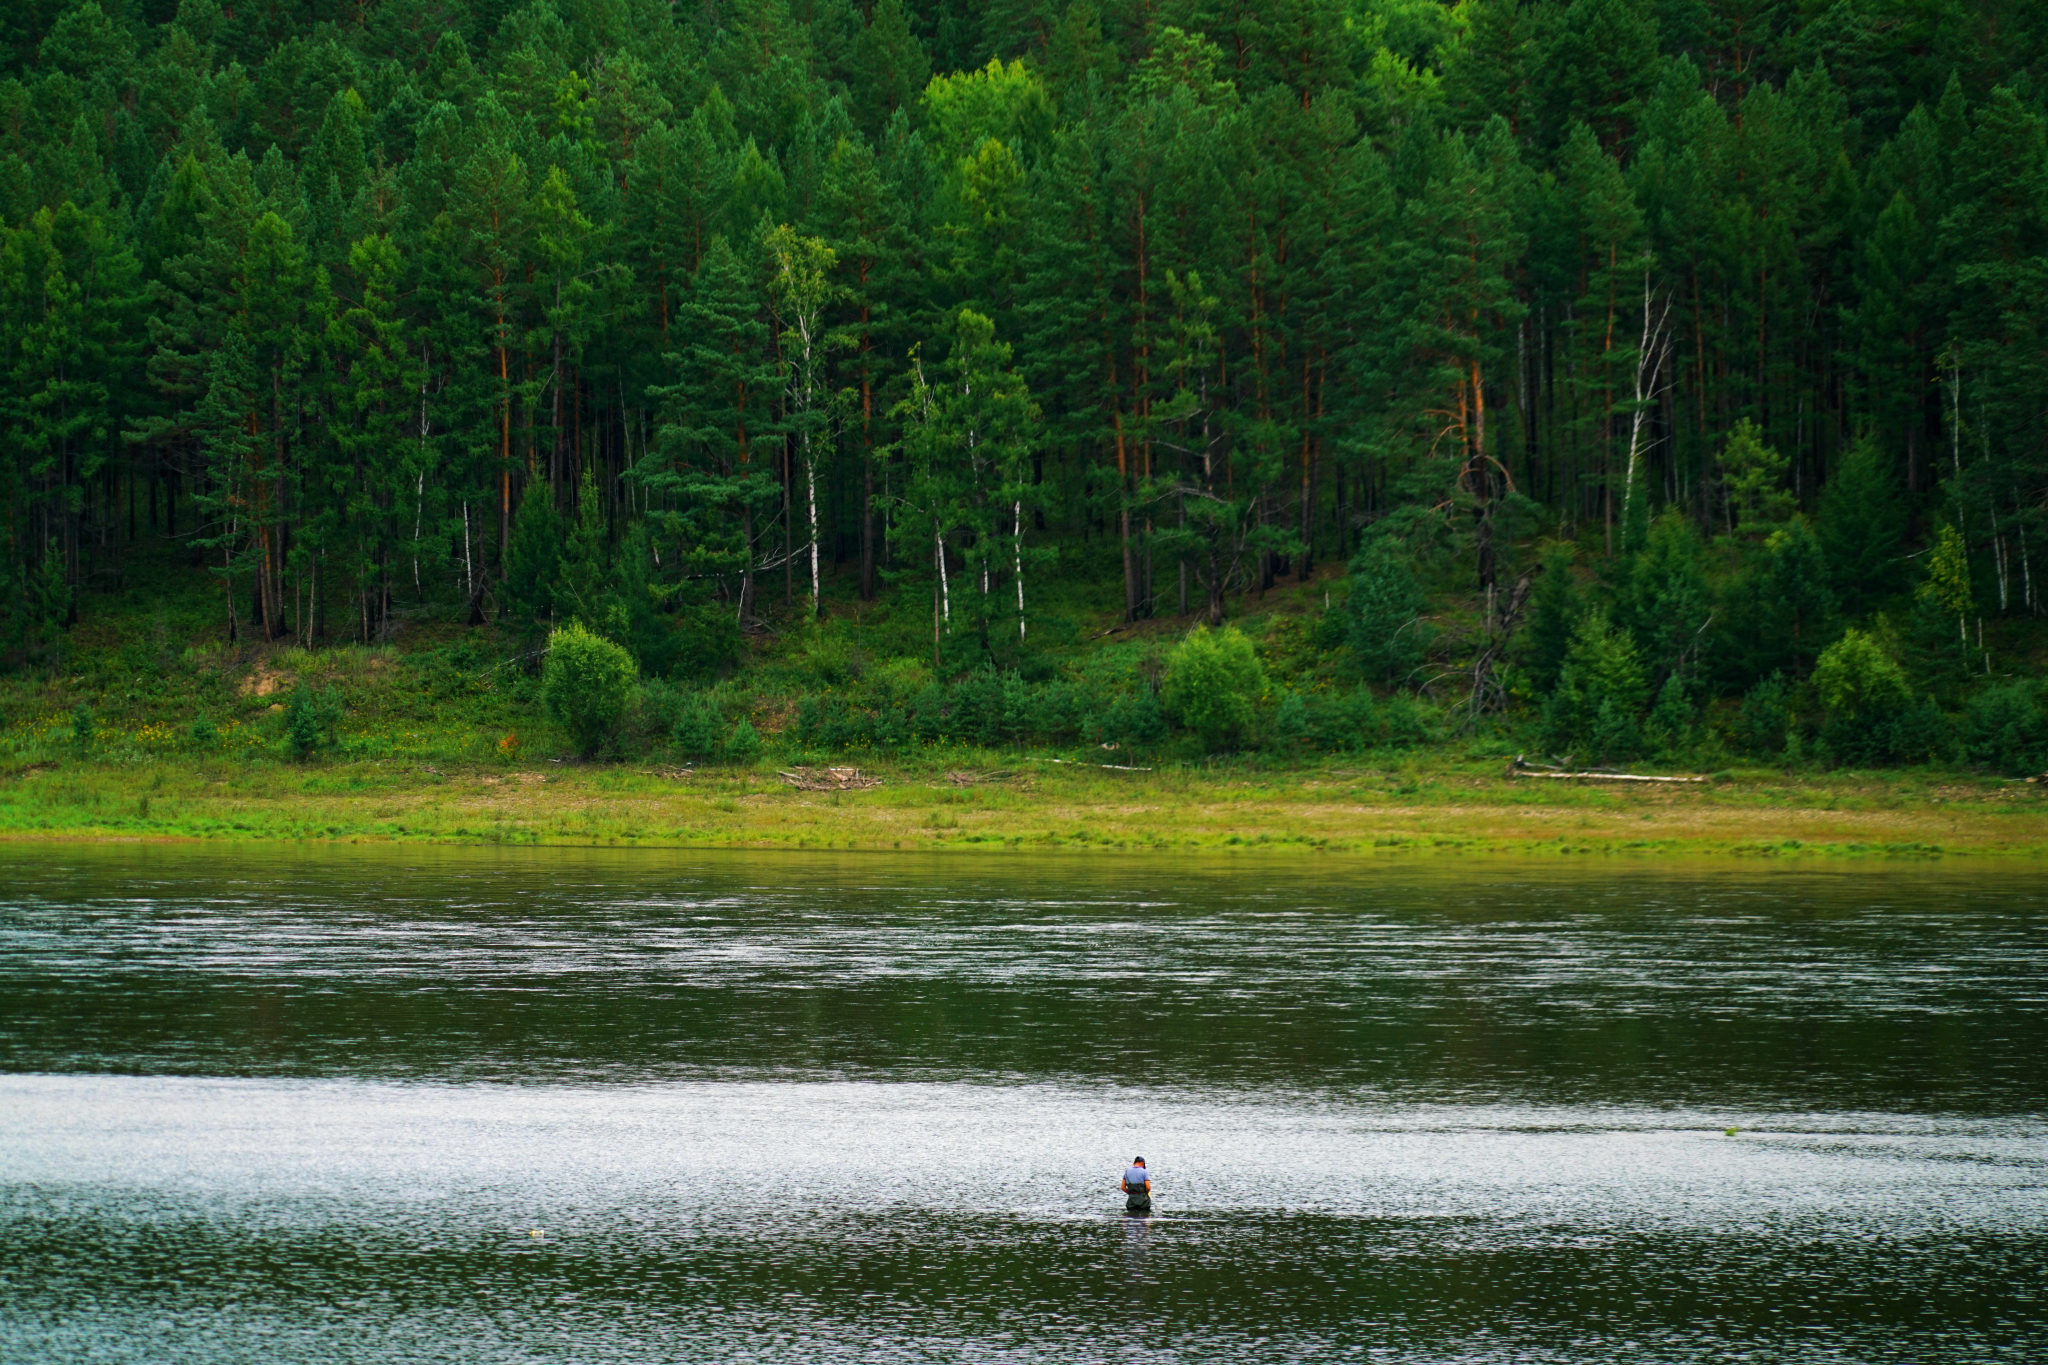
802;324;820;615
1621;278;1670;536
1013;498;1025;638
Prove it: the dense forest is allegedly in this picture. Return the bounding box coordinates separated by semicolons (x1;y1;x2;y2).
3;0;2047;770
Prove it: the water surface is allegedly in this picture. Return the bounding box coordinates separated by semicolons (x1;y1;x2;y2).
2;846;2043;1361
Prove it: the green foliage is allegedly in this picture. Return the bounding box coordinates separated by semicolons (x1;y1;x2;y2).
1091;688;1167;753
1520;544;1582;695
1645;673;1695;756
1719;419;1796;534
503;487;565;632
1617;511;1711;679
71;702;93;752
724;717;764;764
1917;523;1974;621
1961;682;2048;776
1540;611;1648;761
2;0;2045;781
1905;524;1976;688
1270;691;1312;754
1344;542;1428;688
283;685;341;760
1812;629;1913;719
672;691;727;761
556;467;619;634
1822;695;1948;768
0;542;70;671
1813;629;1941;766
1815;439;1907;615
542;623;638;757
1161;627;1266;752
1732;674;1793;758
1722;517;1837;686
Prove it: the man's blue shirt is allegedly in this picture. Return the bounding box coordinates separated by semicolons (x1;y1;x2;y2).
1125;1165;1149;1187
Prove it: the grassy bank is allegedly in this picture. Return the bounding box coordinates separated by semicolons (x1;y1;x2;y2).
7;530;2047;861
5;754;2044;858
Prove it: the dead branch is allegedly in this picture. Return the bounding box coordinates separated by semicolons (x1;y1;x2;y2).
1505;754;1706;783
778;766;881;791
1035;757;1154;772
939;769;1016;786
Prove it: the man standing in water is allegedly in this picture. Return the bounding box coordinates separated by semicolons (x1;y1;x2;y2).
1122;1157;1152;1215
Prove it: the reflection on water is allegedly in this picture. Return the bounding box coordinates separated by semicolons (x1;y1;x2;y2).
1;846;2044;1361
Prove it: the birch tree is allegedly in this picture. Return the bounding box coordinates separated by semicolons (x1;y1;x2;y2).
763;223;837;618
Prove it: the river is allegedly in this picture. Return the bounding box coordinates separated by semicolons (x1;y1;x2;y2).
2;846;2043;1361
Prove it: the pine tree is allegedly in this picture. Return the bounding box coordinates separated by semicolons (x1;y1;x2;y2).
820;133;911;600
637;234;782;627
1815;437;1907;616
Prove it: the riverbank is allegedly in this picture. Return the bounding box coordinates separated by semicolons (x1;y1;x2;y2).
4;757;2044;857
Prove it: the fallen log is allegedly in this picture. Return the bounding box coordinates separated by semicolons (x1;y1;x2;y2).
1504;753;1707;784
778;766;881;791
941;769;1016;786
1036;756;1154;772
1507;769;1708;783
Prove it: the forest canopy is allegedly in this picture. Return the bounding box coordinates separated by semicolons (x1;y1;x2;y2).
2;0;2046;769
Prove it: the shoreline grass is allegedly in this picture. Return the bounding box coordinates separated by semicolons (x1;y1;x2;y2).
5;754;2044;859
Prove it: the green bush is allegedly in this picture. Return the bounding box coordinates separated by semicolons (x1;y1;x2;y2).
1961;681;2048;775
725;716;764;763
1812;629;1912;718
502;487;565;632
1376;693;1438;748
1809;630;1939;766
1730;674;1791;756
1088;688;1167;753
71;702;94;753
1162;626;1266;751
1311;687;1381;752
673;692;727;760
949;671;1006;746
1519;544;1582;693
1269;691;1311;754
1822;696;1948;767
636;678;690;737
542;623;639;757
1344;541;1428;687
283;685;339;760
1645;673;1695;756
1539;610;1648;761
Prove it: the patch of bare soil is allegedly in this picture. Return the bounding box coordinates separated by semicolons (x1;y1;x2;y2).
238;668;293;698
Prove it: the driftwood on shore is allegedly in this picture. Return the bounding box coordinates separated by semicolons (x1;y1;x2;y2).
1035;756;1154;772
779;766;882;791
942;769;1017;786
1505;755;1708;784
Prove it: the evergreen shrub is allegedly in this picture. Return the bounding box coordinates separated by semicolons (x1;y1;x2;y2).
1091;688;1167;752
1270;691;1311;754
725;717;763;763
1732;674;1792;756
1540;611;1648;760
283;685;335;760
1345;542;1428;687
672;692;726;760
1961;682;2048;775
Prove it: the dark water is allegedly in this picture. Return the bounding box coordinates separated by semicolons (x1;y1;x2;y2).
1;846;2044;1362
